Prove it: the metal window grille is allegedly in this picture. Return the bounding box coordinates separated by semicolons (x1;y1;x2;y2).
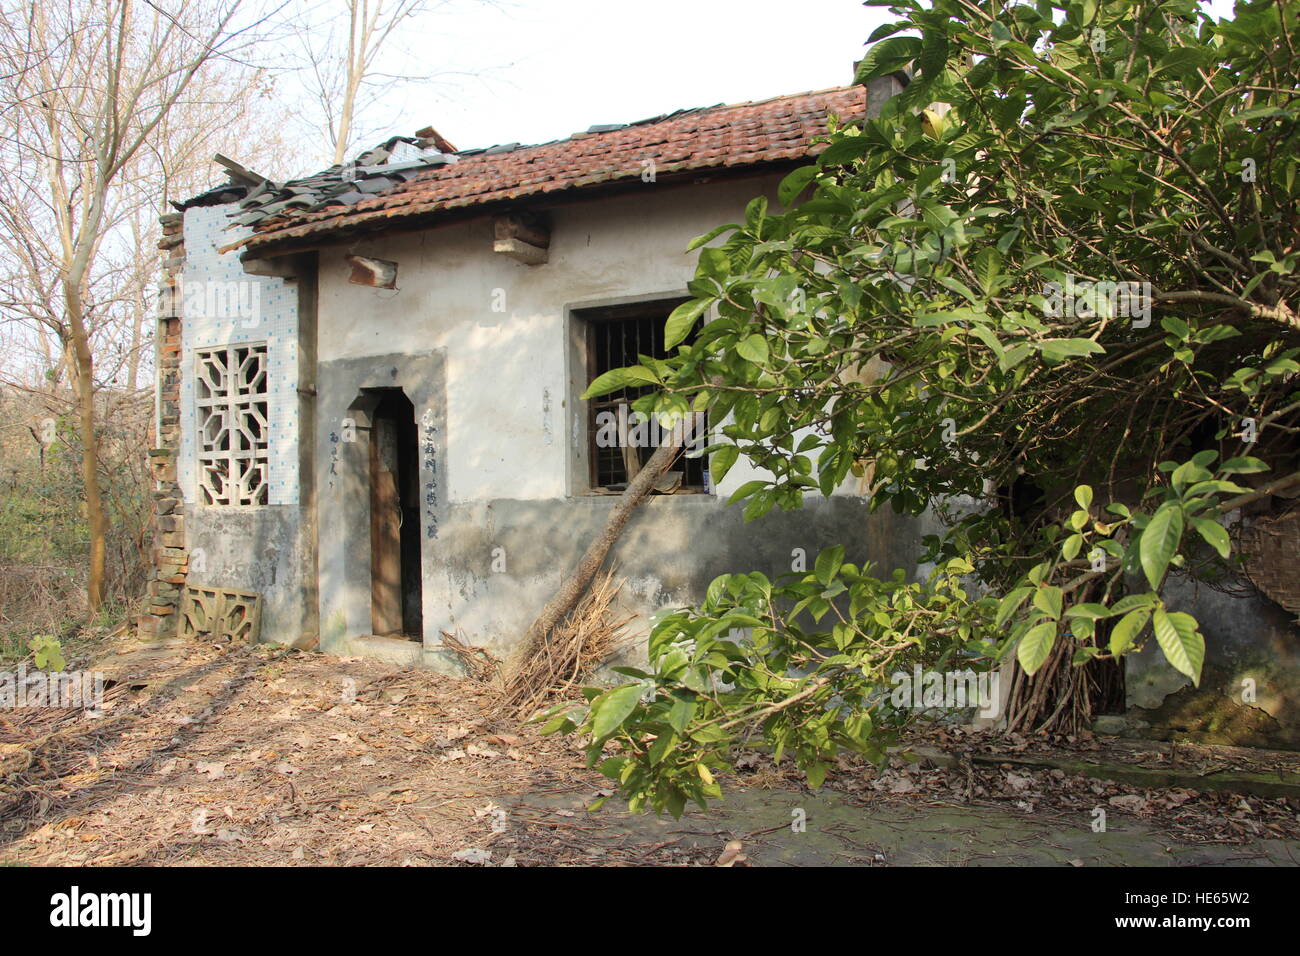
583;300;707;491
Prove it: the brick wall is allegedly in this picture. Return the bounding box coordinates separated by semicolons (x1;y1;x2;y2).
135;209;188;639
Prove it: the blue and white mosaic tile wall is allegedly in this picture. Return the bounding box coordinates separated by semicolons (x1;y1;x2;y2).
178;204;300;506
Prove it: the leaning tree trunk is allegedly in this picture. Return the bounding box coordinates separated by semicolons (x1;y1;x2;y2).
507;435;682;676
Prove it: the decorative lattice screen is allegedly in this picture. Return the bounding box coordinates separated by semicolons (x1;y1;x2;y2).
178;585;262;643
195;344;269;505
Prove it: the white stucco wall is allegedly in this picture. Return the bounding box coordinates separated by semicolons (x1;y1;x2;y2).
178;171;906;656
314;173;789;505
175;202;314;643
179;205;301;506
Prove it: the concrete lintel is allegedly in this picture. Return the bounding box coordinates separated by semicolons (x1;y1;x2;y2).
494;236;548;266
240;252;300;280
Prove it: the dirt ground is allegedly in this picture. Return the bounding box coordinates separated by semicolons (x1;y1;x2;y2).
2;638;1299;867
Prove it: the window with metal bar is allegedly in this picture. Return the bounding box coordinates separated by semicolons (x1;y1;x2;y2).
575;298;707;493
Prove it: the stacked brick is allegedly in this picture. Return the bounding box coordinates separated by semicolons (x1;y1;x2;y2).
135;210;189;639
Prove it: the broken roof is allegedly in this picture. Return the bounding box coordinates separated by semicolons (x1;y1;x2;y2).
225;85;867;254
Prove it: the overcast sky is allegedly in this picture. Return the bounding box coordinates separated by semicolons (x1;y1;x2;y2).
278;0;1240;163
314;0;893;153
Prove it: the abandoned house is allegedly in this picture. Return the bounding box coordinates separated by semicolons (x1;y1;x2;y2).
140;76;1300;750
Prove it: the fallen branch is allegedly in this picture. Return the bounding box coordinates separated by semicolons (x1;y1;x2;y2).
501;569;633;717
1220;469;1300;513
439;630;501;687
507;435;682;679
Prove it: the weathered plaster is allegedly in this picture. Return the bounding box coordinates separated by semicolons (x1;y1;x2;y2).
1127;575;1300;748
314;350;446;655
170;207;315;641
313;175;789;505
178;205;301;505
305;173;934;665
182;503;313;642
424;494;931;666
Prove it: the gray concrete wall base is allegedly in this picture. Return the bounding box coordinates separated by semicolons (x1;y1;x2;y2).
423;493;932;664
183;503;311;642
1126;575;1300;749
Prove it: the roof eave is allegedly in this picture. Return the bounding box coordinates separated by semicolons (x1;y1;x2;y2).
232;156;814;260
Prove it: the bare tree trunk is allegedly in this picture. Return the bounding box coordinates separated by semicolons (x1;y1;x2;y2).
509;436;682;672
331;0;364;165
305;0;459;167
125;216;145;392
1;1;253;621
64;285;106;615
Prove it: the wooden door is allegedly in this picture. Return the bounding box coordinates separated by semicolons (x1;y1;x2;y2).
369;416;403;636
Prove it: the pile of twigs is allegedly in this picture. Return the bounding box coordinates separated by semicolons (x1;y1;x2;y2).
499;569;632;718
0;682;135;823
438;629;502;687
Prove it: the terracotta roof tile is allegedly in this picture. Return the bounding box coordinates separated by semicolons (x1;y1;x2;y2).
231;86;865;252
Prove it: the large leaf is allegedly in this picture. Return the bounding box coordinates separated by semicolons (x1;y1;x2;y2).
1017;621;1057;675
726;479;768;505
973;247;1002;295
581;365;657;399
778;166;819;205
590;684;645;741
664;298;710;349
1108;608;1150;656
855;36;922;82
1152;609;1205;686
1037;338;1105;362
995;586;1033;628
814;545;845;586
1139;503;1184;590
1191;517;1231;559
710;444;740;485
1032;585;1063;620
736;334;769;365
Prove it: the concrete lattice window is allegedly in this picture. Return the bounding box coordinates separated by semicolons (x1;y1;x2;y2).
194;344;269;506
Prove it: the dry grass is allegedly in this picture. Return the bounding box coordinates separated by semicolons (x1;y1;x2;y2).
438;629;501;686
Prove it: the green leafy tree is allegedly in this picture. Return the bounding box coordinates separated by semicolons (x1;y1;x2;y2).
544;553;993;816
558;0;1300;813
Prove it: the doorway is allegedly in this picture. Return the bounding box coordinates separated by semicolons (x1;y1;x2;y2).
367;389;423;640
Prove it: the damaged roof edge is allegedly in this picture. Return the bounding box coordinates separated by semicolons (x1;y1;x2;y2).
226;157;810;260
213;82;886;256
